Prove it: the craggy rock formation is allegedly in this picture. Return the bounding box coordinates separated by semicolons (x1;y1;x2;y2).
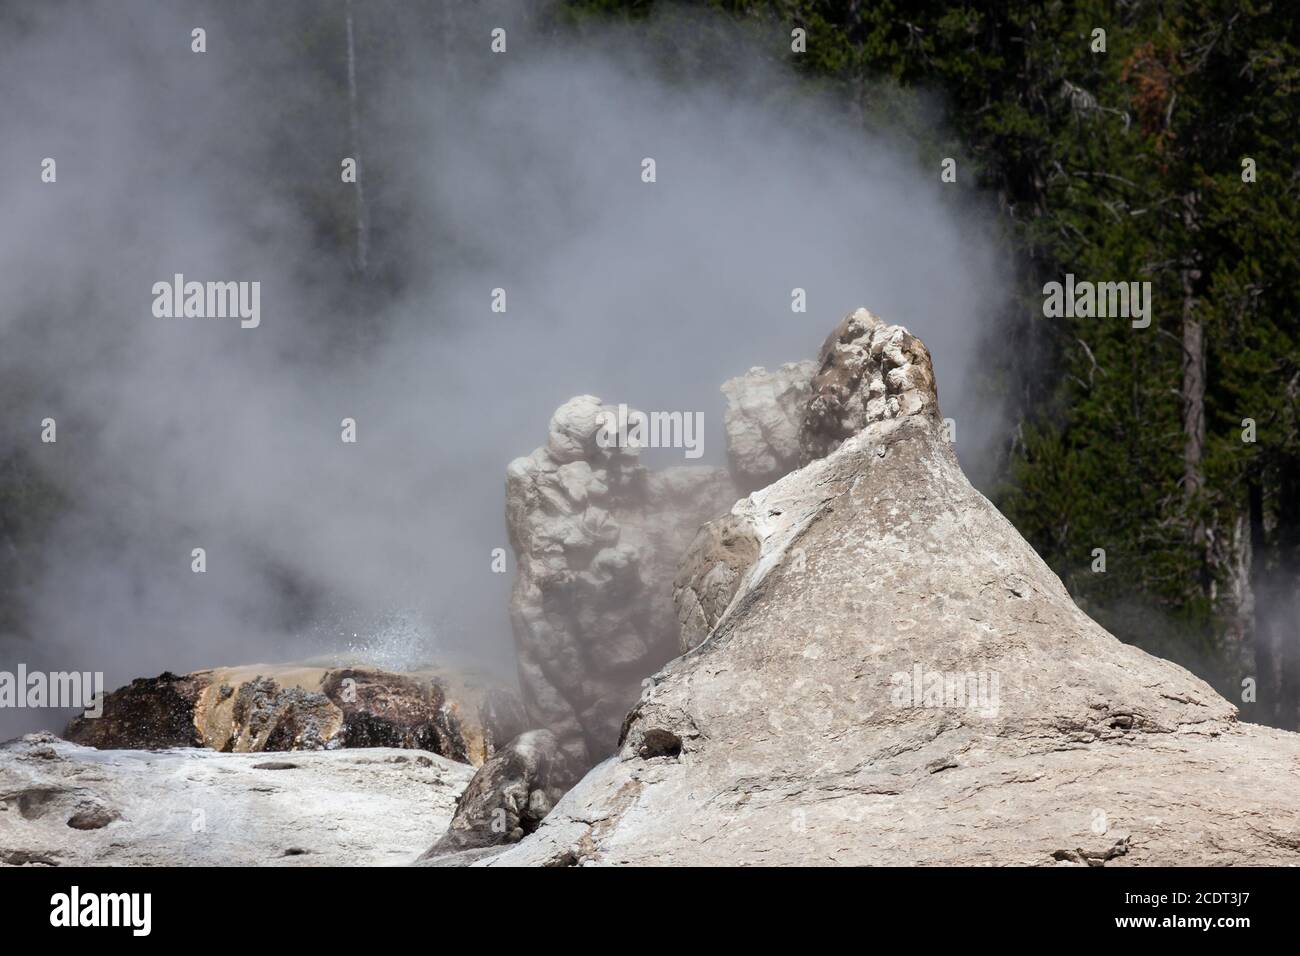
64;664;524;766
721;361;815;495
800;307;937;462
483;309;1300;866
506;395;735;768
418;729;578;862
0;732;473;866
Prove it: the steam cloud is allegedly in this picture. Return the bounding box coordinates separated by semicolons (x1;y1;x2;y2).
0;0;1009;737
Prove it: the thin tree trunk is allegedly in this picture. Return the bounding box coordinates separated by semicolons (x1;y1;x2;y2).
1181;303;1204;502
1180;193;1206;592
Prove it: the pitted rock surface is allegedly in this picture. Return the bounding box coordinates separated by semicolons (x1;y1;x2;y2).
0;732;473;866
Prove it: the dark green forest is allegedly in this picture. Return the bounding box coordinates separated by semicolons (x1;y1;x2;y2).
1;1;1296;727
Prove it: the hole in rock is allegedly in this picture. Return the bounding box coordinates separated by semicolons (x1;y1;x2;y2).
638;728;683;760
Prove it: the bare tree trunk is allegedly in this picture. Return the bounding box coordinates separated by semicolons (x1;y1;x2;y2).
1180;193;1206;592
1181;302;1204;501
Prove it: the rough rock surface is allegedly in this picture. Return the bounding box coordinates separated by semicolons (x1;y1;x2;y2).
800;307;937;463
673;513;761;654
62;672;206;750
0;732;473;866
721;361;815;495
418;729;578;861
506;395;736;768
486;309;1300;866
65;664;525;766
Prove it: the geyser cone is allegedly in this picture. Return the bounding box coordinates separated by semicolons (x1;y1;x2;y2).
488;309;1300;866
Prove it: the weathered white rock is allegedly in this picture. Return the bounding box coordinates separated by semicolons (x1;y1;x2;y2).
801;307;937;462
486;310;1300;867
0;732;474;866
721;361;815;495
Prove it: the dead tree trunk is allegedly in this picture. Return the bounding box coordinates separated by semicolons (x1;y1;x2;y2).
1180;193;1207;596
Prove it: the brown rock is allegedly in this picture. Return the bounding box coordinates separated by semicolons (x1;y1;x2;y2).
61;672;203;750
65;663;522;767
